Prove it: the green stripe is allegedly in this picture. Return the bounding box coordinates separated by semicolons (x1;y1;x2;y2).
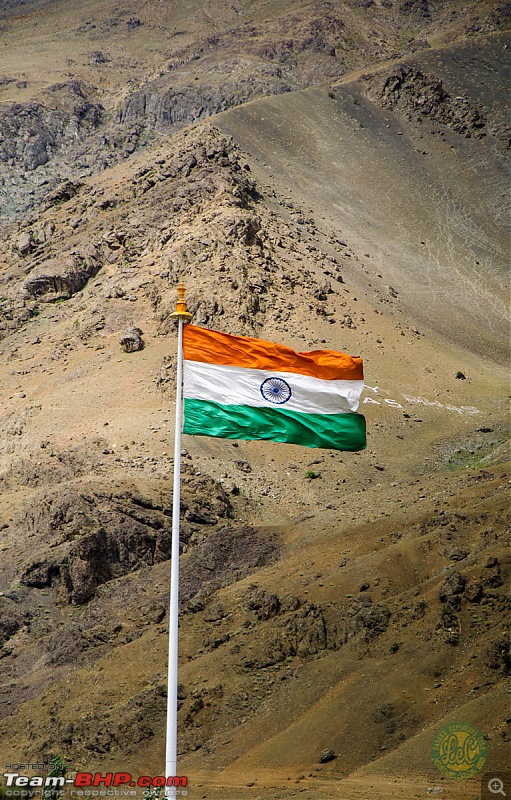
183;399;366;451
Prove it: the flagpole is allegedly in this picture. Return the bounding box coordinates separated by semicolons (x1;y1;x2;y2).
166;285;191;799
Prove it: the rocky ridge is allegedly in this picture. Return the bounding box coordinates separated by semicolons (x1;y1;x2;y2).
1;123;359;354
1;0;509;223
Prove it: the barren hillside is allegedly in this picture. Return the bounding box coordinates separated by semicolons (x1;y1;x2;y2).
0;2;509;799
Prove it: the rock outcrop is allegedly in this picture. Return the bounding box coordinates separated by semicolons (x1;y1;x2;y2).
18;475;235;604
22;246;102;301
363;65;487;138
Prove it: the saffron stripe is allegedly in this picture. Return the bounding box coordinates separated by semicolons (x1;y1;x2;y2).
183;399;367;452
183;325;363;381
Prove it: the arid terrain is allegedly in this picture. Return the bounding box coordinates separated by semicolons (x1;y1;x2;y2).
0;1;509;799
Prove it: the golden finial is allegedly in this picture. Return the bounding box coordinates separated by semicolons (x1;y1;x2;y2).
170;283;192;321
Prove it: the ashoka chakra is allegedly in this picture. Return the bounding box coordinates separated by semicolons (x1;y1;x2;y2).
260;377;292;404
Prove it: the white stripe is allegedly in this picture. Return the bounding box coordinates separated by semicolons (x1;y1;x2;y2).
184;360;363;414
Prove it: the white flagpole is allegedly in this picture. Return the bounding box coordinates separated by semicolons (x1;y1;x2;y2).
165;285;191;799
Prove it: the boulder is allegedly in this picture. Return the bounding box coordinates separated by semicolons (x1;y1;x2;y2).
119;326;144;352
439;571;466;602
16;231;34;257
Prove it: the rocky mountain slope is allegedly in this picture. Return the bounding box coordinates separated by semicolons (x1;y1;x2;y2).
1;0;509;216
0;2;509;799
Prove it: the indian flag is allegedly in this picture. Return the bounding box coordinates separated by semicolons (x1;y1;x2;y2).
182;325;366;451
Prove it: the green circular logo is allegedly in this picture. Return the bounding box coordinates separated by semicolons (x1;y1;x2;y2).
431;722;488;779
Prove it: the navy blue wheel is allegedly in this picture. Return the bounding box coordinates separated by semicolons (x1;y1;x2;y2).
260;377;292;404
